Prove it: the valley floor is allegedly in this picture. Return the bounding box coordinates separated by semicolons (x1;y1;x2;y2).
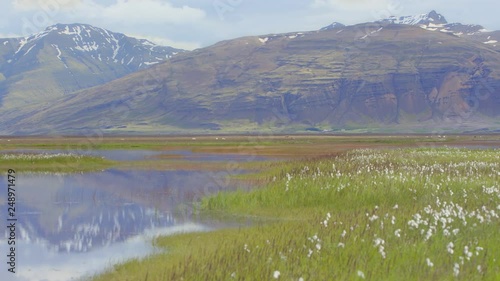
2;134;500;280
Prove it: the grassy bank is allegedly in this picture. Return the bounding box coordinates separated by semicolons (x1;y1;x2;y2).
0;153;115;173
93;148;500;280
1;134;496;153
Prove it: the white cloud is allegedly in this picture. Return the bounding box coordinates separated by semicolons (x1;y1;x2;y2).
13;0;84;10
102;0;206;25
309;0;408;25
12;0;206;25
312;0;394;10
0;32;21;38
126;33;201;50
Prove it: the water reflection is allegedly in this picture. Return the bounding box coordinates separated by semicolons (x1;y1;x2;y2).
0;157;252;281
4;224;207;281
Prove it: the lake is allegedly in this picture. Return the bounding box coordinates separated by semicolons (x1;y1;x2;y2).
0;150;263;281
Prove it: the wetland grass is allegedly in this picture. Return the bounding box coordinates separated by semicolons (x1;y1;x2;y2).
0;153;115;173
93;148;500;280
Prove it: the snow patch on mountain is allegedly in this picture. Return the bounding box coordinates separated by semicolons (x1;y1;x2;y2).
371;27;383;34
110;34;120;59
385;14;432;25
74;41;99;52
141;40;155;47
24;44;36;56
51;44;62;60
60;25;79;36
15;38;28;54
288;33;305;39
30;28;52;42
320;22;346;31
421;26;438;31
428;23;445;28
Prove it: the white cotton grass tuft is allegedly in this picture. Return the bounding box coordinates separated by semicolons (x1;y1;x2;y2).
453;263;460;277
0;153;87;160
447;242;454;255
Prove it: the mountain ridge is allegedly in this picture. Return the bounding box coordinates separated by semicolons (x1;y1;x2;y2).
0;23;184;109
1;13;500;134
379;10;448;25
321;11;498;50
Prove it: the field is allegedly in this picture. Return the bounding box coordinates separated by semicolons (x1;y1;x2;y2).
53;135;498;281
1;135;499;280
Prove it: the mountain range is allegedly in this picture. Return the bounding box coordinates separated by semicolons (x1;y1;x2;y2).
1;11;499;135
0;23;183;110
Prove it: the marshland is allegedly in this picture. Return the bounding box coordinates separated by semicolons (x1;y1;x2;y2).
0;135;499;280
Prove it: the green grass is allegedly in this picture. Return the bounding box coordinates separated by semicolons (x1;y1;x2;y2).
93;147;500;280
0;153;116;173
0;134;471;151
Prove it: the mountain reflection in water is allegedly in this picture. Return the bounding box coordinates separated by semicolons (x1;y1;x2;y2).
0;150;258;281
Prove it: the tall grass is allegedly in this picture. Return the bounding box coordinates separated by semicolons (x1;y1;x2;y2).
93;148;500;280
0;153;115;173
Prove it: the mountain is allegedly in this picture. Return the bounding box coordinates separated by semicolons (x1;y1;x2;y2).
323;11;499;51
376;11;499;51
1;13;500;134
377;10;479;33
379;10;448;26
0;23;184;109
320;22;345;31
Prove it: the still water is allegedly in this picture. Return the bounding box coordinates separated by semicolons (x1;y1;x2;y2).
0;150;261;281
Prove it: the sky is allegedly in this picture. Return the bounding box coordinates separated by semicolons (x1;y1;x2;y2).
0;0;499;50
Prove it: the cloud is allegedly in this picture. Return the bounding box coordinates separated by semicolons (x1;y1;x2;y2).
12;0;206;24
13;0;84;10
0;32;22;38
312;0;393;10
102;0;206;25
126;33;201;50
309;0;407;25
